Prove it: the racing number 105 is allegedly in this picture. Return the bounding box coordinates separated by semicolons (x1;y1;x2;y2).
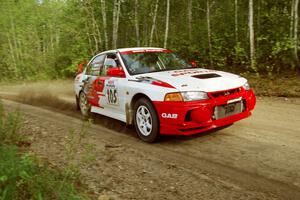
107;88;117;104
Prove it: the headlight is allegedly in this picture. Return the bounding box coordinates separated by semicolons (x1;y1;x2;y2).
181;91;209;101
164;91;208;102
242;82;250;91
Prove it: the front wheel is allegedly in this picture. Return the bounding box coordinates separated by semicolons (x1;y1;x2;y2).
134;98;159;142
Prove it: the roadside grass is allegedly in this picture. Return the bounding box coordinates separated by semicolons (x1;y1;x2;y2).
0;101;90;200
246;74;300;97
0;146;88;200
0;103;23;146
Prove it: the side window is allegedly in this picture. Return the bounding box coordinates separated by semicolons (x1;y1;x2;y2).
86;55;105;76
100;54;120;76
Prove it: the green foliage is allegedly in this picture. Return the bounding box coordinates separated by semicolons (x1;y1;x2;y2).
0;146;88;200
0;0;299;81
0;102;89;200
63;122;96;178
0;102;23;145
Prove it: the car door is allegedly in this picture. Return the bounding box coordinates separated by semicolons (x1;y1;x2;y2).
82;54;105;107
91;53;127;122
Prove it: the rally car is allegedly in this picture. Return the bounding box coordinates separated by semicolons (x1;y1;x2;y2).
74;47;256;142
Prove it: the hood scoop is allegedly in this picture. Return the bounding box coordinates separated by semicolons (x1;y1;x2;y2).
192;73;221;79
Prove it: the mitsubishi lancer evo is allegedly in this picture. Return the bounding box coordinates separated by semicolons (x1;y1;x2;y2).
74;47;256;142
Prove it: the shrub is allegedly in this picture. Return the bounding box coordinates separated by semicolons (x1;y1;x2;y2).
0;101;89;200
0;146;88;200
0;101;23;146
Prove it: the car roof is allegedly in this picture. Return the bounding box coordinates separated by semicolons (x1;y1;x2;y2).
98;47;166;55
117;47;166;52
90;47;168;63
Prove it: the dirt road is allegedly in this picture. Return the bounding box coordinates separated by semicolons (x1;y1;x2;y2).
1;81;300;199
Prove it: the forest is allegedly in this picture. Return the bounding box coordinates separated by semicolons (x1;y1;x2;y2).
0;0;299;80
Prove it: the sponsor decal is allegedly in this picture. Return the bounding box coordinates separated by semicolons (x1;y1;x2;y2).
161;113;178;119
105;81;118;105
170;69;215;77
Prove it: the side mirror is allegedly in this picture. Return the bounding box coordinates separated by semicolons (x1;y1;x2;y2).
107;67;126;78
190;60;197;68
76;60;87;75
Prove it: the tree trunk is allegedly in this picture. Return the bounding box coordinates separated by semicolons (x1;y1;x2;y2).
116;0;121;46
17;37;23;63
100;0;108;50
83;1;99;53
112;0;121;49
10;17;19;61
290;0;295;39
55;28;60;47
134;0;140;46
85;21;94;54
294;0;299;66
234;0;238;45
6;33;17;74
112;0;117;48
164;0;170;48
256;0;261;49
94;17;102;50
249;0;256;71
49;23;55;52
149;0;159;46
88;0;102;52
188;0;193;41
91;8;99;52
207;0;213;68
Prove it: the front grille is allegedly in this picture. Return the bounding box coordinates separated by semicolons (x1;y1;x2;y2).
210;87;241;98
213;101;245;120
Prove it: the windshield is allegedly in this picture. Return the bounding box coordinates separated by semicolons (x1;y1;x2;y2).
120;51;192;75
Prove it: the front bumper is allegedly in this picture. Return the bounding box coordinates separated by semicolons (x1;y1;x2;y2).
153;88;256;135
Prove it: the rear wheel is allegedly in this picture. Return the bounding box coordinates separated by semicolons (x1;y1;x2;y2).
75;95;80;110
134;98;159;142
79;92;91;119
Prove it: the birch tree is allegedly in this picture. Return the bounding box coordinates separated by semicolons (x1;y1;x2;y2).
290;0;295;38
207;0;213;67
294;0;299;66
84;1;101;53
249;0;256;71
235;0;238;45
149;0;159;46
101;0;108;50
164;0;170;48
112;0;121;49
6;33;17;74
188;0;193;41
134;0;140;46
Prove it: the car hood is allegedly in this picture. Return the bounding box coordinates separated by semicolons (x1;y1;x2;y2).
135;68;247;92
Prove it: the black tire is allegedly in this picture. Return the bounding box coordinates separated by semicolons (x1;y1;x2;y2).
79;91;92;120
133;98;159;142
75;95;80;110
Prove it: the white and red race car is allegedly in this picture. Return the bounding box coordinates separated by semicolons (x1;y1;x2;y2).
74;47;256;142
